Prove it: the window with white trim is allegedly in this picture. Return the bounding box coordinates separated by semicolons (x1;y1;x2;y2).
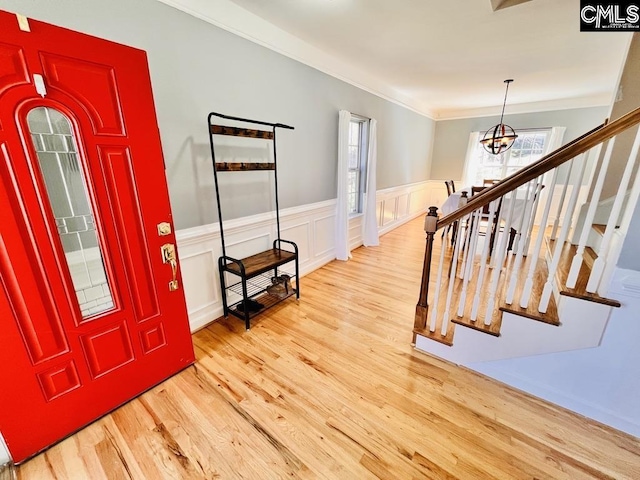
465;129;551;186
348;117;369;214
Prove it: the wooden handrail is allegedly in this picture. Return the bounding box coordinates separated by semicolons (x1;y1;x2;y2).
436;105;640;230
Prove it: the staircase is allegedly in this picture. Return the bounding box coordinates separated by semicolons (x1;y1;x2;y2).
413;106;640;363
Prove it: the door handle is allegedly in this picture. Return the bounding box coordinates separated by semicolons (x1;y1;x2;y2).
161;243;179;291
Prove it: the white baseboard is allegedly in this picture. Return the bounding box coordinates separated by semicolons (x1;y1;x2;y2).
177;181;436;332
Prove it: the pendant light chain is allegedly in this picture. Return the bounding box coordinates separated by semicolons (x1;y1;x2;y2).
499;79;512;125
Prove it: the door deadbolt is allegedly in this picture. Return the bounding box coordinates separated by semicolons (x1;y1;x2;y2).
157;222;172;236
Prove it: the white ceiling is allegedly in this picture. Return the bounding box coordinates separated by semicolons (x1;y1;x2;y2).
160;0;632;119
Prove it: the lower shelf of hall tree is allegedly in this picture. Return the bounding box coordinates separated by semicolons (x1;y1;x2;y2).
226;271;295;298
227;288;298;321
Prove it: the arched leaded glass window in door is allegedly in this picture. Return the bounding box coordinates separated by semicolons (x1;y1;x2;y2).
26;106;114;318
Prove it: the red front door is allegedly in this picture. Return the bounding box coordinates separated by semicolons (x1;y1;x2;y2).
0;11;194;463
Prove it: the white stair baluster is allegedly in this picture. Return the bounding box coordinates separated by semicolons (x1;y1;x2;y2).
588;126;640;292
442;212;469;336
508;182;534;255
429;234;448;332
458;200;475;278
539;153;590;313
523;179;545;254
490;189;517;269
520;169;560;307
484;191;517;325
451;191;469;280
457;208;481;317
471;198;498;321
550;160;574;241
598;137;640;296
506;180;537;304
566;138;616;288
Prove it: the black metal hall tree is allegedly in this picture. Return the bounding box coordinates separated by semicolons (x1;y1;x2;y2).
208;112;300;330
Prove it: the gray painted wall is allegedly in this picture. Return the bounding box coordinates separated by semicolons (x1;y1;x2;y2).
620;207;640;270
430;107;608;181
613;34;640;271
2;0;434;229
588;34;640;205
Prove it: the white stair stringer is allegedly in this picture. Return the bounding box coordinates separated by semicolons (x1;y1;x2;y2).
414;295;613;364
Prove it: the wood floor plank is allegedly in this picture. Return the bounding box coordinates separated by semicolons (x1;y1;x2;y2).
15;216;640;479
0;464;16;480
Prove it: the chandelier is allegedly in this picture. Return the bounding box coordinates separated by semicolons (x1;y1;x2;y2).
480;79;518;155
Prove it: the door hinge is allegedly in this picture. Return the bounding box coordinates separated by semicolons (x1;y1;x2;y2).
16;14;31;32
33;74;47;98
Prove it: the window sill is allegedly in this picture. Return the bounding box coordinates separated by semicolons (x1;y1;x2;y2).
349;213;364;219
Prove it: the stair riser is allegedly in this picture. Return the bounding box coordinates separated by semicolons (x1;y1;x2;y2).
587;227;604;256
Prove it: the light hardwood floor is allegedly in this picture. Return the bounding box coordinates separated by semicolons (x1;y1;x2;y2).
16;217;640;479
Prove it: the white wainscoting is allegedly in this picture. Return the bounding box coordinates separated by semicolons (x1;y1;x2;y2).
176;199;336;332
176;181;439;332
376;180;447;235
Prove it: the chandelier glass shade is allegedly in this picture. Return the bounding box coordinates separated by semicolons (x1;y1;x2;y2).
480;79;518;155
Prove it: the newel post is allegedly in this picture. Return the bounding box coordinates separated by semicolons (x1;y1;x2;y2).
413;206;439;342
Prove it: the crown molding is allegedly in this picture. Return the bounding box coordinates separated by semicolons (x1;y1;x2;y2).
434;94;612;121
155;0;621;123
155;0;436;119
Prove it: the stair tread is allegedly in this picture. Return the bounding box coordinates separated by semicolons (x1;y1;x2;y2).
592;224;607;236
421;228;593;346
448;261;505;336
452;317;501;336
498;257;560;326
445;247;559;337
546;237;621;307
413;327;453;346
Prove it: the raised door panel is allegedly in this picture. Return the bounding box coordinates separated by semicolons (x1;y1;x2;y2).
40;53;124;136
139;322;167;355
0;143;70;364
36;361;82;402
98;145;159;323
80;321;135;379
0;42;29;101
